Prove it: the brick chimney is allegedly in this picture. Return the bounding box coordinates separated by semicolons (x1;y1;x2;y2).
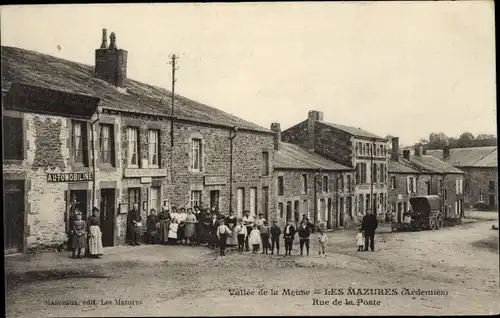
414;143;423;156
443;145;450;160
391;137;399;161
95;29;128;88
270;123;281;151
307;110;323;151
403;149;411;160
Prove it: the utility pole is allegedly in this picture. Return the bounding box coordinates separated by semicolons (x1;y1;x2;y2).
169;54;179;207
371;138;375;215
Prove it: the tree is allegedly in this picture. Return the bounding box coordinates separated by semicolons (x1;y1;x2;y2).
476;134;496;140
427;132;449;150
457;132;475;148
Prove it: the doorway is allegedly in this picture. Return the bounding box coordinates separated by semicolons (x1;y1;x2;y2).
397;202;403;223
4;180;25;253
66;190;88;251
100;189;115;247
210;190;220;211
489;195;495;210
338;197;344;228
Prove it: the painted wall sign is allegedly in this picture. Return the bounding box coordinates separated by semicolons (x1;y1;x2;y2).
47;172;93;182
123;168;167;178
204;176;227;186
140;177;152;184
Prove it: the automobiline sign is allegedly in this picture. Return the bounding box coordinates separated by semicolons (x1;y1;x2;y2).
47;172;93;182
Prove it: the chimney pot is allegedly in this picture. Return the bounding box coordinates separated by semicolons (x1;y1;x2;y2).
414;143;423;156
271;123;281;151
307;110;323;151
100;29;108;49
403;149;411;160
443;145;450;160
391;137;400;161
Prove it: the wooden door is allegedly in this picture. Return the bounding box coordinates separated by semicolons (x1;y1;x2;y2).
338;197;344;228
4;180;24;253
100;189;115;247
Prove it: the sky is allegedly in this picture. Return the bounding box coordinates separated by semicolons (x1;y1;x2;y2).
1;2;496;146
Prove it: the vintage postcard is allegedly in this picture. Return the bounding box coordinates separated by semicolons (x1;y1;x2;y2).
2;2;498;317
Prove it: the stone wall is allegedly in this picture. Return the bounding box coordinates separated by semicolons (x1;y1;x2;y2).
462;167;498;209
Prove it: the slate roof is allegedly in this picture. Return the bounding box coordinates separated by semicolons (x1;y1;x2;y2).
1;46;271;133
274;142;353;171
317;121;386;141
388;159;419;174
427;146;497;168
407;155;464;174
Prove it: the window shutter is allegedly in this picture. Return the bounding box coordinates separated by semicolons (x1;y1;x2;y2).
412;178;416;194
406;177;410;194
459;179;463;194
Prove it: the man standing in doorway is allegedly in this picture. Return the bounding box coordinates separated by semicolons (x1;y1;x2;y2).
127;203;142;246
361;209;378;251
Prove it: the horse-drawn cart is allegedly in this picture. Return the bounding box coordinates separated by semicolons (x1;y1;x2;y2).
391;195;444;232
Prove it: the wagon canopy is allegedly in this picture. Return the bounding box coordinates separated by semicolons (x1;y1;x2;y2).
409;195;441;214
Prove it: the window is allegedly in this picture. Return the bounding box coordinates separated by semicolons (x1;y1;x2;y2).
322;176;328;192
338;176;344;191
373;163;378;183
191;139;202;171
237;188;245;217
347;175;351;191
127;127;139;167
444;189;448;201
438;179;443;194
407;177;416;194
277;176;284;196
302;174;308;194
150;187;160;212
366;194;370;212
480;193;484;202
363;163;368;184
191;190;202;209
262;187;269;219
148;130;160;167
358;194;364;214
3;116;23;160
250;188;257;217
364;143;368;155
99;124;114;165
391;203;396;213
380;164;385;183
356;164;361;184
347;197;352;217
391;176;396;189
379;145;383;157
489;181;496;191
278;202;284;219
72;120;88;165
262;151;269;176
210;190;220;210
128;188;141;211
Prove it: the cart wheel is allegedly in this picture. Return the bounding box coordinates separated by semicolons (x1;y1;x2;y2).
429;219;437;231
436;212;444;230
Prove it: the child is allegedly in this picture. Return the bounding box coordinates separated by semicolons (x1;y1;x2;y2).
249;224;262;253
317;229;328;257
216;219;232;256
260;221;270;254
283;220;296;256
168;218;179;245
234;219;248;252
356;229;364;251
270;220;281;255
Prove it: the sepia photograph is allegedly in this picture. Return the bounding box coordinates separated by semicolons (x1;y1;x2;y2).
1;1;498;316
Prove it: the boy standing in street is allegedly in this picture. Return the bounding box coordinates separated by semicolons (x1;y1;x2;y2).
270;220;281;255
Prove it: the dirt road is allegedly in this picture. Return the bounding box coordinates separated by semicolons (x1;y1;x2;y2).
6;218;499;317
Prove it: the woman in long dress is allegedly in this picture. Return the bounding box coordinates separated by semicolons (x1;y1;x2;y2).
158;207;171;245
184;208;197;246
87;207;104;258
71;211;87;259
225;210;238;246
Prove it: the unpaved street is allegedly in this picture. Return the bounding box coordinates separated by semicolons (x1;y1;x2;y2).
6;217;499;317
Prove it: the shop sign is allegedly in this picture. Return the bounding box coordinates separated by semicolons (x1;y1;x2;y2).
47;172;93;182
204;176;227;186
123;168;167;178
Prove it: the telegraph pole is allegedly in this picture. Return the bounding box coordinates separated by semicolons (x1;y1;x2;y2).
169;54;179;208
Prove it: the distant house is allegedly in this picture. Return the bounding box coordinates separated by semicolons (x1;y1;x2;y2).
427;146;498;209
271;123;354;229
388;138;465;223
281;110;389;225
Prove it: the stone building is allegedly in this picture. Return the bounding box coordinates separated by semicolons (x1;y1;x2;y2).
2;30;276;253
281;110;389;225
388;138;466;223
427;146;498;209
271;123;354;229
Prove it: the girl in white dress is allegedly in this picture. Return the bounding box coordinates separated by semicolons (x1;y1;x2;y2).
248;224;262;253
168;219;179;244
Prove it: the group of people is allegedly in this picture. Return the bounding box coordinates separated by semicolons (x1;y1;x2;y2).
68;207;104;259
